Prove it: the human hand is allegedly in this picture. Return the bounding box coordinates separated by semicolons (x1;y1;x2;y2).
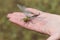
7;8;60;40
7;8;48;32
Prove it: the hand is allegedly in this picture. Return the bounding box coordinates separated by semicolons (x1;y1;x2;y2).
7;8;48;33
7;8;60;40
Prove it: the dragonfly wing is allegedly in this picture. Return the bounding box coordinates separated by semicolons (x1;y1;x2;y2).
17;4;26;12
17;4;34;17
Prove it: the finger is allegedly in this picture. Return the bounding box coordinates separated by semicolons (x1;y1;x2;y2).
9;18;25;26
25;8;41;14
7;12;28;26
7;12;26;19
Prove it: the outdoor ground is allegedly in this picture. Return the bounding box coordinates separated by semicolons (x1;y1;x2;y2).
0;0;60;40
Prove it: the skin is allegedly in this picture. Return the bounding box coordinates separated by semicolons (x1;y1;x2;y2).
7;8;60;40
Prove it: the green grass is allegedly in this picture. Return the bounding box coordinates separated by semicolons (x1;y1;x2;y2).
0;0;60;40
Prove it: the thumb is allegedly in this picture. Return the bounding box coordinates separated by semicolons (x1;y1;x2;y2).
25;8;41;15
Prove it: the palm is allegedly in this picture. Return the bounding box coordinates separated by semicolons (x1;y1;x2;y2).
7;12;47;31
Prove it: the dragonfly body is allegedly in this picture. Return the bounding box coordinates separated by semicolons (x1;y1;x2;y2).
23;13;40;23
17;4;40;23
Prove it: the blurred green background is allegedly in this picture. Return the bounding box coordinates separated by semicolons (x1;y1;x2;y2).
0;0;60;40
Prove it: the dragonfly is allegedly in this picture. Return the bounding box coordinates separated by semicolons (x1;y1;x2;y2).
17;4;40;23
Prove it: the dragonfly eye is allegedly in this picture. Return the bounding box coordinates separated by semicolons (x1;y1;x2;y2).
23;17;31;22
